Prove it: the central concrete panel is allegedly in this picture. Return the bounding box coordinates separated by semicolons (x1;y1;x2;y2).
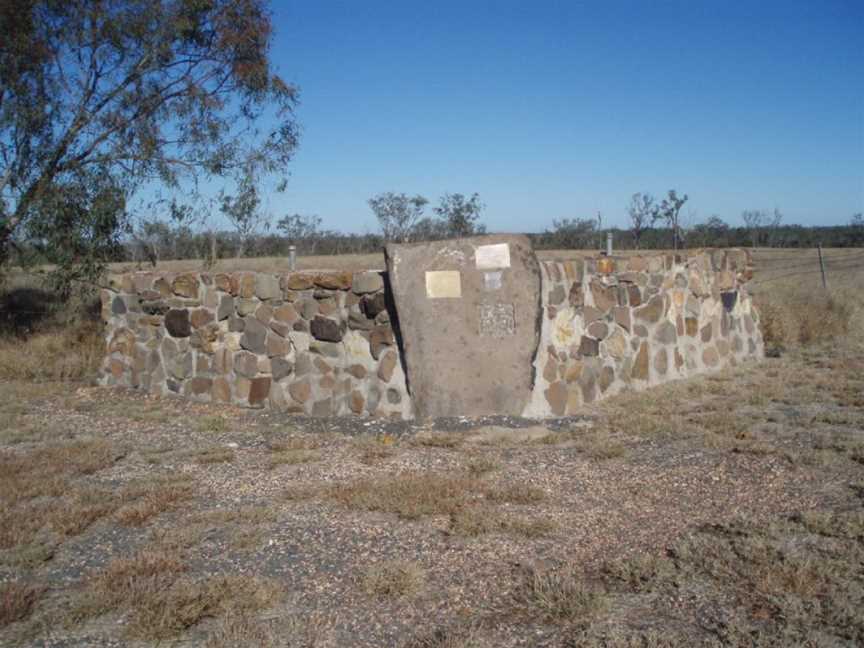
385;235;541;418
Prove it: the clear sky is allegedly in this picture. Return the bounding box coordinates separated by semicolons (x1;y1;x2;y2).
260;0;863;234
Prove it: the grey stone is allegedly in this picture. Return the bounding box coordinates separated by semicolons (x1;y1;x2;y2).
352;272;384;294
386;235;540;418
311;316;345;342
141;300;169;316
228;316;245;332
294;353;313;376
233;351;258;378
112;297;127;315
386;388;402;405
255;274;281;300
721;291;738;312
654;321;678;344
217;295;234;320
548;284;566;306
310;340;341;358
361;292;388;318
240;318;267;353
348;310;375;331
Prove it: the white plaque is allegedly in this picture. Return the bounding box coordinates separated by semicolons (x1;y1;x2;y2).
425;271;462;298
475;243;511;270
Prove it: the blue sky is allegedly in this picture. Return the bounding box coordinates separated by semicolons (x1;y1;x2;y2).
259;0;863;233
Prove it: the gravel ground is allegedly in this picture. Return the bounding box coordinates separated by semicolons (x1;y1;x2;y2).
2;345;862;647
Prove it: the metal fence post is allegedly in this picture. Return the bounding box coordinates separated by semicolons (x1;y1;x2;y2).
288;245;296;271
817;244;828;290
606;232;613;256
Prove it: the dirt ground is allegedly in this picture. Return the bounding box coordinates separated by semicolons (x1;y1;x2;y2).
2;339;863;647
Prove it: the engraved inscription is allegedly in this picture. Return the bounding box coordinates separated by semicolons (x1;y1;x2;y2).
425;271;462;298
475;243;511;270
479;303;516;337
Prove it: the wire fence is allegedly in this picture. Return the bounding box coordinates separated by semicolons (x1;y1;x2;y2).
748;249;864;289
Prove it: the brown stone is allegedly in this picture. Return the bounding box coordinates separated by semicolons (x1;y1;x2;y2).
378;351;397;382
172;274;199;298
109;358;125;378
654;348;668;375
701;324;712;343
565;361;583;383
283;274;315;291
587;321;608;340
568;282;584;307
626;284;642;307
318;374;336;390
165;309;191;338
350;390;365;414
631;342;650;380
577;336;599;356
717;339;731;356
235;376;251;401
288;380;311;404
597;257;615;274
674;348;685;369
188;377;212;395
212;377;231;402
190;308;214;329
255;304;273;323
238;274;256;298
634;296;664;323
214;274;232;292
314;356;333;374
249;377;271;406
347;364;367;379
154;277;172;297
542;358;558;383
273;303;299;323
685;317;698;336
544;381;567;416
369;326;394;360
612;306;631;333
581;306;603;324
601;331;624;361
590;280;617;312
267;333;290;357
702;347;720;367
599;366;615;392
108;328;136;356
634;324;649;338
314;272;352;290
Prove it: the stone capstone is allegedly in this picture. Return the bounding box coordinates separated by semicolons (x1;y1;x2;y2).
352;272;385;294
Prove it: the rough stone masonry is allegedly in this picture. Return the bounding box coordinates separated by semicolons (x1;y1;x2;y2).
99;238;763;419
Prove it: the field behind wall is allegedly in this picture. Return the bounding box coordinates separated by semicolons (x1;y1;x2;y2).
1;248;863;647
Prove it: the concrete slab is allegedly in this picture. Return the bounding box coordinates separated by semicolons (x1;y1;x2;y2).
385;235;541;418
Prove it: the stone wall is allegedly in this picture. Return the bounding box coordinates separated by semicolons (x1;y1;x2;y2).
98;245;763;420
99;270;412;418
523;249;764;417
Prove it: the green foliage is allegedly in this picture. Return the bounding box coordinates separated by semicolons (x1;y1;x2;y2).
433;192;486;238
368;193;429;243
0;0;298;287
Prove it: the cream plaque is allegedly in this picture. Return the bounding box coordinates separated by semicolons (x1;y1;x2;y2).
475;243;511;270
425;271;462;298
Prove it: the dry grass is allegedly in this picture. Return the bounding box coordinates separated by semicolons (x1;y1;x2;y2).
511;563;608;623
75;548;282;639
361;560;426;599
353;433;399;464
0;320;103;382
0;582;45;628
113;476;196;527
413;431;465;449
402;624;484;648
191;446;236;464
205;612;332;648
330;472;479;520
